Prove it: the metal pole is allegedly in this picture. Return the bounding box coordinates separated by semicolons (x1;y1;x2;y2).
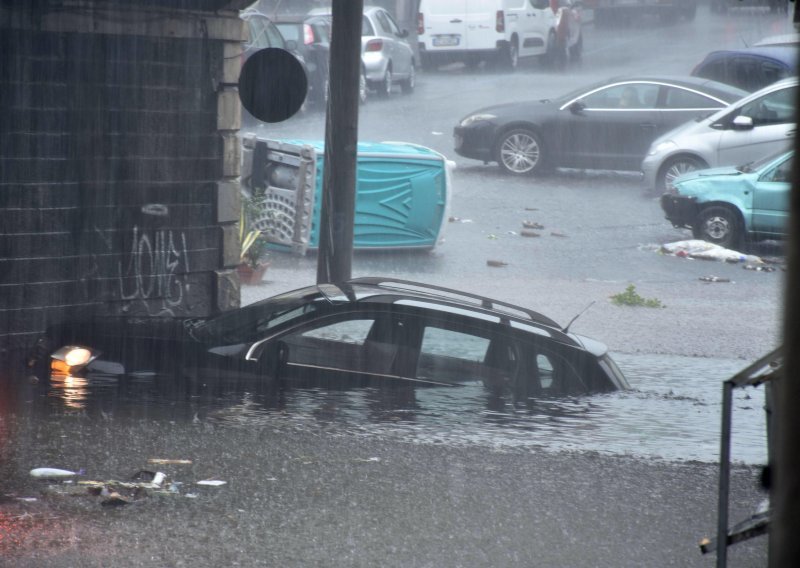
716;380;733;567
316;0;363;284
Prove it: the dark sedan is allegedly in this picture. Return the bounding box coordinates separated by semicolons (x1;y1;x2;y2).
274;14;332;107
37;278;628;398
453;76;748;176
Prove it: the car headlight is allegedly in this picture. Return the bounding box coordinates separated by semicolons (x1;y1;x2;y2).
459;113;496;128
50;345;98;375
648;140;677;156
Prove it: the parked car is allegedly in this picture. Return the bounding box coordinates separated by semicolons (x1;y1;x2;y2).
309;5;415;97
691;46;796;92
240;136;454;253
710;0;789;14
417;0;583;70
453;76;747;176
273;14;332;107
754;32;800;48
661;149;792;248
641;77;797;193
39;278;629;397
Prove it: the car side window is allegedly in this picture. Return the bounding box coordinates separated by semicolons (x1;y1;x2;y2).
383;11;402;36
362;15;374;36
375;10;392;35
582;84;659;109
762;60;788;87
280;317;377;373
264;22;285;48
739;86;797;126
761;157;793;183
416;325;491;383
663;88;721;110
534;347;587;394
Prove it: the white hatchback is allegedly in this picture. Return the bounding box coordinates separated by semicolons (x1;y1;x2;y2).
641;77;797;193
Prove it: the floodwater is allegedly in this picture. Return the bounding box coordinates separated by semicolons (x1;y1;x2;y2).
36;353;767;466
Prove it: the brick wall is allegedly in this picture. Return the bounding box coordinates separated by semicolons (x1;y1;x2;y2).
0;4;244;373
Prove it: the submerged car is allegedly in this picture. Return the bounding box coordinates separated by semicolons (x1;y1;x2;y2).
660;149;792;249
453;76;747;176
39;278;629;397
240;136;454;254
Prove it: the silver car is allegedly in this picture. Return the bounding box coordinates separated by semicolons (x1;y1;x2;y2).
309;6;416;97
642;77;797;193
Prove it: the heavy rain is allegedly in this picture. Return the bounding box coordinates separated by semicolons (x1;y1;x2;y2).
1;1;797;566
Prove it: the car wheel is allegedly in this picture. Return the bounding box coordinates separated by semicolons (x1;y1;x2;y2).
498;39;518;70
569;32;583;60
379;68;392;98
544;30;566;69
401;63;415;94
359;68;368;105
658;156;707;193
495;128;544;176
694;206;742;249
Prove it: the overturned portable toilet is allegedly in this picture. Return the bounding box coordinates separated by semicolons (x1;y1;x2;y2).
241;137;454;255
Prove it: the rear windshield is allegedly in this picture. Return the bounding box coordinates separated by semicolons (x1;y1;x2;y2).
425;1;468;15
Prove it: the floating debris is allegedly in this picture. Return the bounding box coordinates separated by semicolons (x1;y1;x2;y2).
522;221;544;230
520;230;541;238
355;457;381;463
29;468;77;480
524;207;539;211
699;276;731;283
551;231;569;238
448;216;473;223
487;259;508;267
147;459;192;465
744;264;776;272
196;480;227;487
101;492;132;507
487;234;498;239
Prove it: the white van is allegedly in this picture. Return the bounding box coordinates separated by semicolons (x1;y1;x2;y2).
417;0;583;70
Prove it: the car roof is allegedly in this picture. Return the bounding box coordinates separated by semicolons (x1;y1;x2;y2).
754;32;800;47
698;46;797;66
341;277;566;332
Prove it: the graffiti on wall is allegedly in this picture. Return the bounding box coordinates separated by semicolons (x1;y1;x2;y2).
117;206;191;316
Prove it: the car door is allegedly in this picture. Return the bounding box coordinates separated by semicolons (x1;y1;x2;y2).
518;0;550;57
555;82;662;170
716;85;797;167
374;8;412;78
751;153;792;235
422;0;469;53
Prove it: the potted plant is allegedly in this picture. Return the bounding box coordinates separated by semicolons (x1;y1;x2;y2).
237;187;272;285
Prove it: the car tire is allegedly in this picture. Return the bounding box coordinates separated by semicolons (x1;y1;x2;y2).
359;68;368;105
569;32;583;60
401;63;415;94
693;205;742;249
378;67;392;98
544;30;566;69
495;128;545;176
497;38;518;71
658;156;708;193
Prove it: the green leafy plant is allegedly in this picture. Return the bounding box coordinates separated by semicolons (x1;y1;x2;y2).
239;186;272;268
610;285;664;308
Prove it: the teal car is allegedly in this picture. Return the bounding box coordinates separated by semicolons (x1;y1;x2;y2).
241;137;453;254
660;149;792;249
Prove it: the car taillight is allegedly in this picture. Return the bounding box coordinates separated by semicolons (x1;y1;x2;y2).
366;39;383;52
304;24;314;45
496;10;504;33
418;12;424;35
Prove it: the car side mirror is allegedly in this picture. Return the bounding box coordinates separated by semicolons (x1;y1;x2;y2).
398;29;409;38
284;39;298;51
568;100;586;114
732;115;754;130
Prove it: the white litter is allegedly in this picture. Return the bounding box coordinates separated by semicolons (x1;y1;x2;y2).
660;240;763;264
196;480;227;487
30;468;77;479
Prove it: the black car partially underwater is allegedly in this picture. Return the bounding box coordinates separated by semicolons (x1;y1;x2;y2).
36;278;629;397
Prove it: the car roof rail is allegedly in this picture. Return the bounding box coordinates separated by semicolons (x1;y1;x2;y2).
347;277;561;328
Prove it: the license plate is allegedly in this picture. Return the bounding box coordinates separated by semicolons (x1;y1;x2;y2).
432;35;459;47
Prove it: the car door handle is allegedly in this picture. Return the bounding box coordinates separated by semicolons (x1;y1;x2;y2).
450;18;462;23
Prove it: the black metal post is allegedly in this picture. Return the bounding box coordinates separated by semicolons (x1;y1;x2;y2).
316;0;363;284
716;380;733;568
